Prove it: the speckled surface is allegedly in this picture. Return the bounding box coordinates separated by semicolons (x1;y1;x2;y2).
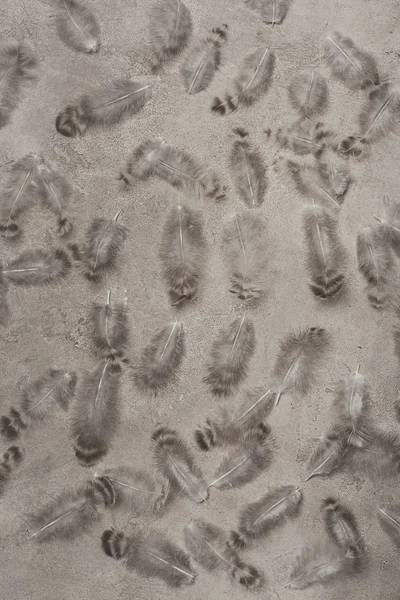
1;0;400;599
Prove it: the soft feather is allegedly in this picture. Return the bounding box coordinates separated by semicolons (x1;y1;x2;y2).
288;69;328;118
375;197;400;256
323;31;380;89
357;225;395;309
315;146;351;201
204;315;256;396
0;446;24;497
91;291;129;360
276;120;330;155
229;129;267;208
347;429;400;480
306;426;349;481
378;505;400;548
181;26;227;94
2;248;71;286
81;212;128;280
287;159;343;209
246;0;291;25
331;370;370;448
0;267;9;326
55;0;100;53
36;161;73;236
0;42;37;129
149;0;192;71
323;497;365;554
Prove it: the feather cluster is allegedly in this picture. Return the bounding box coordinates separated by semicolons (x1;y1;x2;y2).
55;0;100;54
229;128;267;208
0;446;24;496
181;25;227;94
288;69;328;119
90;291;129;361
0;42;37;129
357;225;395;309
80;212;128;280
149;0;192;72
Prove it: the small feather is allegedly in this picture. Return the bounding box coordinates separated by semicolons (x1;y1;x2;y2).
229;131;267;208
0;267;9;326
91;290;129;360
287;159;343;209
323;497;365;554
276;120;329;155
0;446;24;496
55;0;100;53
378;505;400;548
288;69;328;118
323;31;380;89
149;0;192;71
347;429;400;480
357;225;395;309
306;426;349;481
246;0;291;25
181;26;227;94
315;146;351;200
82;212;128;280
36;161;73;236
2;248;71;286
375;197;400;256
0;42;37;129
331;370;370;448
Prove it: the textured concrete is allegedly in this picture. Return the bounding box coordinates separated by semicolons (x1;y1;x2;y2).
1;0;400;599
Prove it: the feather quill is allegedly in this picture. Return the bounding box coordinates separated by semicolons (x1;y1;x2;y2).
35;161;73;236
81;212;128;280
276;120;329;155
153;427;208;503
102;527;196;587
229;129;267;208
288;69;328;118
0;446;23;496
246;0;291;25
0;42;37;129
347;429;400;480
378;504;400;548
71;360;121;466
2;248;71;286
159;204;206;306
306;426;348;481
323;31;380;89
91;290;129;360
315;146;351;200
149;0;192;71
184;519;262;589
181;25;227;94
55;0;100;53
331;370;370;448
323;497;365;554
357;225;395;309
211;45;275;115
287;159;343;209
204;315;256;396
134;321;185;392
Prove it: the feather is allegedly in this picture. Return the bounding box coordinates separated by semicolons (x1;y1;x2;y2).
315;146;351;201
159;204;206;306
55;0;100;53
302;203;346;300
0;370;77;440
56;79;152;137
204;315;256;396
211;45;275;115
91;290;129;360
181;25;227;94
0;266;9;326
246;0;291;25
153;427;208;503
276;120;329;155
0;446;24;496
149;0;192;71
378;505;400;548
288;69;328;118
323;497;365;554
323;31;380;89
71;360;121;466
120;139;225;200
102;527;196;587
357;225;395;309
272;326;328;405
347;429;400;480
229;129;267;208
208;424;273;490
96;467;170;514
81;211;128;280
331;370;370;448
184;519;262;589
2;248;71;286
35;161;73;236
0;154;40;238
306;426;349;481
134;321;185;392
375;197;400;256
287;159;343;209
0;42;37;129
230;485;303;548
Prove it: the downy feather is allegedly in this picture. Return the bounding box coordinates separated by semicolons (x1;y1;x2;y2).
378;504;400;548
71;360;121;466
82;212;128;280
302;203;346;300
323;497;365;554
357;225;395;309
0;267;9;326
272;326;328;405
287;159;343;209
230;485;303;548
159;204;206;306
0;42;37;129
0;446;23;496
2;248;71;286
315;146;351;201
306;426;349;481
181;25;227;94
0;370;77;440
288;69;328;118
375;197;400;256
55;0;100;53
102;526;196;587
347;429;400;480
184;519;262;589
204;315;256;396
211;45;275;115
36;161;73;236
246;0;291;25
149;0;192;71
133;321;185;392
91;290;129;360
153;427;208;503
276;119;330;155
323;31;380;89
229;129;267;208
331;370;370;448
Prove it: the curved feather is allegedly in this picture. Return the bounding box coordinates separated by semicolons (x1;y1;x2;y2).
288;543;360;589
181;26;227;94
0;42;37;128
288;69;328;118
91;291;129;360
306;426;348;481
229;131;267;208
315;146;351;200
331;371;370;447
149;0;192;70
55;0;100;53
2;248;71;286
287;159;343;209
323;497;365;554
357;225;394;309
323;31;379;89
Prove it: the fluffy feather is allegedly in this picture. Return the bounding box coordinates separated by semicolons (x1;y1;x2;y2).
357;225;395;309
287;159;343;208
0;446;23;496
331;370;370;448
375;197;400;256
102;526;196;587
323;31;380;89
246;0;291;25
272;326;328;405
315;146;351;201
0;42;37;129
229;129;267;208
211;45;275;115
323;497;365;554
302;203;346;300
149;0;192;71
0;370;77;440
2;248;71;286
71;360;121;466
91;290;129;360
230;485;303;548
204;315;256;396
134;321;185;392
81;212;128;280
181;26;227;94
35;161;73;236
276;120;330;155
184;519;262;589
55;0;100;53
378;505;400;548
0;267;9;326
153;427;208;503
347;429;400;480
288;69;328;118
56;80;152;137
306;426;349;481
159;204;206;306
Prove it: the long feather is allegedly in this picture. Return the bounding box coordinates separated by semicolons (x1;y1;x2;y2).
0;446;24;496
323;31;380;89
181;26;227;94
287;159;343;209
272;326;328;405
71;360;121;466
81;212;128;280
184;519;262;589
2;248;71;286
347;429;400;480
305;426;349;481
204;314;255;396
211;45;275;115
55;0;100;53
0;42;37;129
159;204;206;306
357;225;395;309
375;197;400;256
230;485;303;548
331;369;370;448
56;80;152;137
246;0;291;25
91;290;129;360
323;497;365;554
288;69;328;118
276;120;329;155
153;427;208;503
302;203;346;300
315;146;351;201
35;161;73;236
149;0;192;71
133;321;185;392
229;128;267;208
378;505;400;548
102;527;196;587
0;370;77;440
